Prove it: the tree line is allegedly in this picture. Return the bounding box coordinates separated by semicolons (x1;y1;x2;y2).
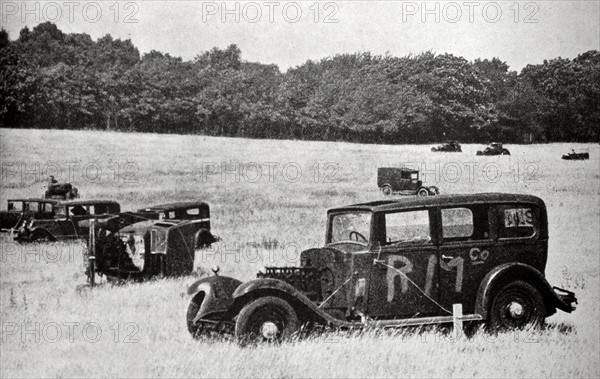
1;22;598;143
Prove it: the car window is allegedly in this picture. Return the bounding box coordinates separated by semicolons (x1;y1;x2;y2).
69;205;88;216
442;208;473;238
55;206;67;217
43;203;53;212
384;210;431;245
330;212;371;245
499;205;536;238
27;202;40;212
9;202;23;211
186;208;200;215
169;211;176;219
88;205;96;214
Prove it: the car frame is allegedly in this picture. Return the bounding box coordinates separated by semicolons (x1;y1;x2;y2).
15;200;121;242
431;140;462;152
562;149;589;160
0;198;59;232
377;167;439;197
88;201;217;281
186;193;576;343
476;142;510;156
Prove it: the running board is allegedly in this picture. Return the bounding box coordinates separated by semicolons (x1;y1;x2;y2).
365;314;483;328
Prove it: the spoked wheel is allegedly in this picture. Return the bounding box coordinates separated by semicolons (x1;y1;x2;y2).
381;185;392;196
417;188;429;197
235;296;300;345
487;280;545;332
187;294;204;337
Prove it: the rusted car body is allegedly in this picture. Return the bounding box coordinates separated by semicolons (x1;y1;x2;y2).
90;202;217;280
377;167;439;196
0;198;58;232
186;193;576;343
431;141;462;152
476;142;510;156
15;200;121;242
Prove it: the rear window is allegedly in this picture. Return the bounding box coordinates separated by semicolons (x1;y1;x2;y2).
186;208;200;215
498;205;536;239
441;205;490;241
8;202;22;211
27;202;40;212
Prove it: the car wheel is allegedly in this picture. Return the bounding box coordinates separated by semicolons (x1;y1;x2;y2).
502;149;511;155
431;147;437;152
235;296;300;345
417;188;429;197
487;280;545;332
381;185;392;196
476;151;483;156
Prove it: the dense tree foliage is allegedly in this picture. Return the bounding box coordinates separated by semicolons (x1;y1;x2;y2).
1;22;598;143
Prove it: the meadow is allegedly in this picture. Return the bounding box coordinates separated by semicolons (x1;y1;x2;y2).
0;128;598;378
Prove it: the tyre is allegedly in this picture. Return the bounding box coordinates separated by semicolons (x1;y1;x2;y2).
417;187;429;197
381;185;392;196
476;151;483;156
235;296;300;345
501;149;511;155
431;147;437;152
429;186;440;195
487;280;545;332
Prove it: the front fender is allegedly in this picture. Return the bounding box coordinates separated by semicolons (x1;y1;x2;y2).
188;276;242;322
475;263;575;319
231;278;356;328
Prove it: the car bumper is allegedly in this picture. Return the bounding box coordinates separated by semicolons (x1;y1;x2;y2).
553;286;577;312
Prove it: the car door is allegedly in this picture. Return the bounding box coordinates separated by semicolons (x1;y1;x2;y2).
367;209;442;318
437;204;495;314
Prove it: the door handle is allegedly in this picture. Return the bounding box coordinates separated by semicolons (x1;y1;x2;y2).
441;254;454;261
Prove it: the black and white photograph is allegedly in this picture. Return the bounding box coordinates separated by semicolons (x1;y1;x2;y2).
0;0;598;377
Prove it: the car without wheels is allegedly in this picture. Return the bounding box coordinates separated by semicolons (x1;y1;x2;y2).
87;201;218;281
476;142;510;156
431;140;462;152
186;193;577;344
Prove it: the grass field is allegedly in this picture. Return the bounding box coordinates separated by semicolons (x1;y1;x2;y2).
1;128;599;378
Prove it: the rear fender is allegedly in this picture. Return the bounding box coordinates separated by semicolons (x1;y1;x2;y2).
475;263;574;319
229;278;356;328
188;276;243;322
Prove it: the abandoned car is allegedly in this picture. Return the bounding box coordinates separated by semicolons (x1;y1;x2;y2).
562;149;589;160
186;193;577;343
0;198;58;232
431;141;462;152
88;201;217;281
44;176;79;200
15;200;121;242
377;167;439;196
476;143;510;156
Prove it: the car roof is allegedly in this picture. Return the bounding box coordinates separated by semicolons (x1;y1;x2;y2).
137;201;209;212
378;167;419;174
8;198;59;203
329;193;544;213
58;200;120;206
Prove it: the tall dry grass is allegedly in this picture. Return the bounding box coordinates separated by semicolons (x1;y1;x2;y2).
0;128;598;377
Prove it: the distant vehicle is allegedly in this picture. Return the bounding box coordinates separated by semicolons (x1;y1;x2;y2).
377;167;439;196
431;141;462;152
44;177;79;200
88;201;218;281
562;149;589;160
0;198;58;232
186;193;577;344
476;143;510;156
15;200;121;242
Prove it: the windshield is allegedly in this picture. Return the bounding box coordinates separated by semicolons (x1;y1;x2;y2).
329;211;371;245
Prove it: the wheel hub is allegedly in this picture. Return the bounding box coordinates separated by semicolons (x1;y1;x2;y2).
260;322;279;340
508;301;525;319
